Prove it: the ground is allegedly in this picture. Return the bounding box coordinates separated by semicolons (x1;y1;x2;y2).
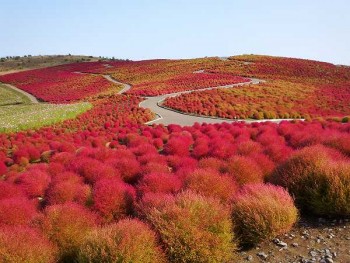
237;218;350;263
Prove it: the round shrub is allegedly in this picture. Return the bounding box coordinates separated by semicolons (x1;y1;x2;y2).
41;203;98;262
231;184;298;246
137;172;182;196
0;197;38;227
183;168;238;202
16;169;51;198
46;181;91;206
0;161;7;175
93;178;136;222
78;219;166;263
227;156;264;185
0;226;58;263
139;191;236;263
269;145;350;216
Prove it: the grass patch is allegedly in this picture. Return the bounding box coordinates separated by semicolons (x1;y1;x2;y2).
0;84;31;106
0;102;92;133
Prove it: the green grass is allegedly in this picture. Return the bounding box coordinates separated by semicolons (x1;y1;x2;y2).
0;102;92;133
0;84;31;106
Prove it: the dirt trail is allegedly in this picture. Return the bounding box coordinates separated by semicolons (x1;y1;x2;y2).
0;83;39;103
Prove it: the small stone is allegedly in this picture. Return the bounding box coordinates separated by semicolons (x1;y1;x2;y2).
309;250;318;257
246;255;253;261
257;252;268;260
292;242;299;247
325;258;334;263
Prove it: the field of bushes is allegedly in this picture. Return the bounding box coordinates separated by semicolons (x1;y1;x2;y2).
0;55;349;262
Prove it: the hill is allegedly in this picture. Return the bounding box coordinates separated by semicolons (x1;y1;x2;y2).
0;54;349;262
0;54;100;75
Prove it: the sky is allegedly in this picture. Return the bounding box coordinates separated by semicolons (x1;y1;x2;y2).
1;0;350;64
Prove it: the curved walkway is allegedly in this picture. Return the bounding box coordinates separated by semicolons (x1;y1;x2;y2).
0;82;39;103
2;70;302;126
91;72;301;126
103;75;131;94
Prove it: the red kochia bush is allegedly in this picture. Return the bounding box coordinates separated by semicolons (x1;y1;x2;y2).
68;157;117;184
0;181;25;200
93;178;136;222
46;180;91;206
16;169;51;198
107;157;141;183
227;156;264;185
269;145;350;216
137;172;182;196
41;203;98;262
183;168;238;202
231;184;298;246
78;219;166;263
0;197;38;226
0;226;58;263
0;161;7;175
139;191;236;263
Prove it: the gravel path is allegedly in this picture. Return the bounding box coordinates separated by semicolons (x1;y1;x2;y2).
102;75;131;94
94;72;302;126
138;78;301;126
0;82;39;103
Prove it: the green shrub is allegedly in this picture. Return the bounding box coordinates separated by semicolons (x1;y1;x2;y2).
269;145;350;216
231;183;298;246
139;191;236;263
78;219;166;263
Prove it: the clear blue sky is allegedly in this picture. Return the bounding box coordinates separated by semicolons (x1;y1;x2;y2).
1;0;350;64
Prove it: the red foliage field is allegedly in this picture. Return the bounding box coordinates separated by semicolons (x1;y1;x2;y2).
0;64;120;102
0;55;349;262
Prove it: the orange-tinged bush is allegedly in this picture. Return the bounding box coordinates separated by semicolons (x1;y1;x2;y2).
139;191;236;263
78;219;166;263
269;145;350;216
0;226;58;263
46;181;91;206
231;184;298;246
183;168;238;202
93;178;136;222
41;203;98;262
227;156;264;185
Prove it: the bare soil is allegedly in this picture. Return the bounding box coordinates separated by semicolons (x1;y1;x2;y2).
237;218;350;263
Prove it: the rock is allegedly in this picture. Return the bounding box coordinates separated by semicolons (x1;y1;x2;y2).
325;258;334;263
292;242;299;247
273;238;288;248
309;250;318;257
257;252;268;260
246;255;253;261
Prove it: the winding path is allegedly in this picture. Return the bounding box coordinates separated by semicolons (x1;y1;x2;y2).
0;82;39;103
139;78;263;126
1;70;301;126
83;72;301;126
